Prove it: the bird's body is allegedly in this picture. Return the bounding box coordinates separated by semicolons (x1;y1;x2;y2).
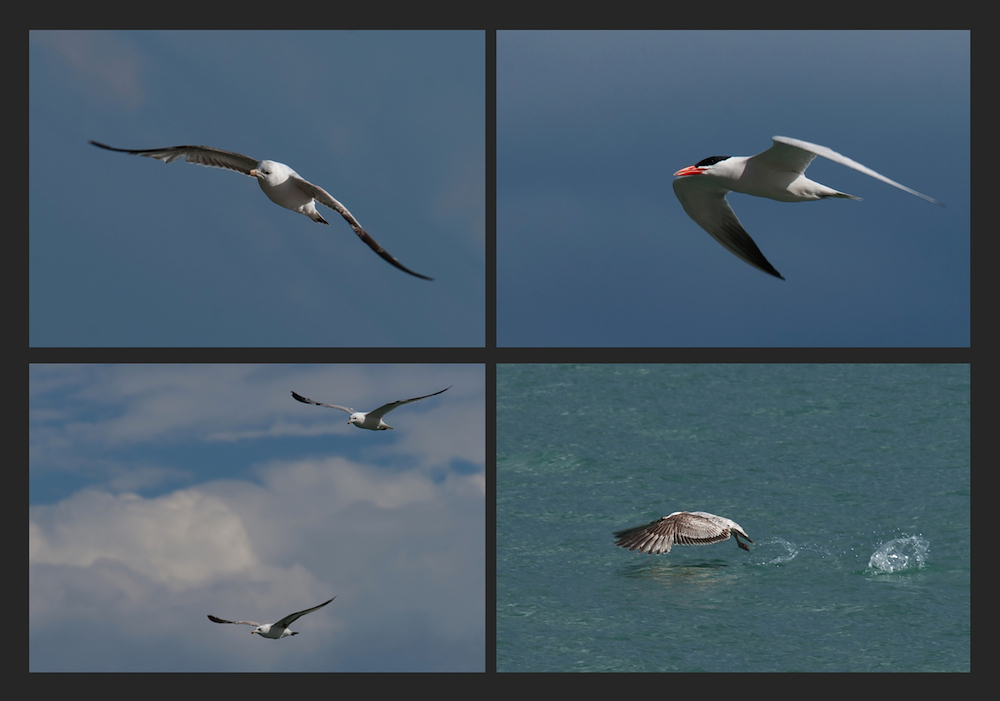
290;386;450;430
89;141;432;280
613;511;752;555
251;160;331;224
208;596;335;639
672;135;943;279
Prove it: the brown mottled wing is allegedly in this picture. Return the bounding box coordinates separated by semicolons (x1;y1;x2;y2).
615;517;680;554
614;512;731;554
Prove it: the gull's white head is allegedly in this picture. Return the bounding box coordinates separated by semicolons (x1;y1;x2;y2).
348;412;365;426
249;160;294;186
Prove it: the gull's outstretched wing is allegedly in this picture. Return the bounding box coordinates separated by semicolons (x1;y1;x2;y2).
90;141;259;176
272;597;336;630
614;511;753;554
292;176;434;281
367;386;451;421
291;391;352;414
207;615;261;627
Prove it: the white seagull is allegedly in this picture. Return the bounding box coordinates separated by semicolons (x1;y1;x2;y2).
207;596;335;639
614;511;753;555
672;135;944;279
290;386;450;430
89;141;432;280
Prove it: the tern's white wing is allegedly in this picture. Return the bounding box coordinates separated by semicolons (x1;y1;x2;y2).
90;141;259;176
290;391;352;414
292;176;434;281
272;597;336;630
366;386;452;421
769;136;944;206
672;177;784;279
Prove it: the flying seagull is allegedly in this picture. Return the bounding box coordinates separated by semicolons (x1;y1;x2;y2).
88;141;432;280
207;597;335;639
613;511;753;555
672;135;944;279
290;386;450;430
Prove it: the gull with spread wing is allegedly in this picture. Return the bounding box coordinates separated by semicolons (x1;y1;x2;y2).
614;511;753;555
89;141;432;280
291;386;451;430
208;597;335;639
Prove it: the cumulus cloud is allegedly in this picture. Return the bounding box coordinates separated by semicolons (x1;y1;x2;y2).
30;488;258;590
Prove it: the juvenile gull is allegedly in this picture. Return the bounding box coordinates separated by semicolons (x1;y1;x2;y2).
89;141;432;280
208;597;335;639
614;511;753;555
291;386;450;430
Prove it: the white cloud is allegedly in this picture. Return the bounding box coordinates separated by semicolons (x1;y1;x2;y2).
30;457;483;670
30;488;258;590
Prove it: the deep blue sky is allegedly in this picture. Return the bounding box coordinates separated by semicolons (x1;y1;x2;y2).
497;30;969;347
30;31;484;347
29;364;484;671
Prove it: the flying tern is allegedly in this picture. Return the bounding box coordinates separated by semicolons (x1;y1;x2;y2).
208;596;335;639
290;386;450;430
89;141;432;280
672;135;944;279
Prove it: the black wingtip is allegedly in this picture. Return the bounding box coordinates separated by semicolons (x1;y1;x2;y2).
398;266;433;281
391;257;433;280
761;264;785;281
758;258;784;280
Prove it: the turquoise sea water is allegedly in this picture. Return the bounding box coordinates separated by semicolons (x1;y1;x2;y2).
496;364;970;672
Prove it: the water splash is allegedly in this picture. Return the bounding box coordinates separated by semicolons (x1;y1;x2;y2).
766;538;800;565
867;535;929;573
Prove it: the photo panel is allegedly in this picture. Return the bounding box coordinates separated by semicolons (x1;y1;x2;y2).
496;363;969;671
29;363;485;672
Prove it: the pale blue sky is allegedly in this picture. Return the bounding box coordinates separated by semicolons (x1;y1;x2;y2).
497;30;969;346
30;31;484;347
29;364;484;671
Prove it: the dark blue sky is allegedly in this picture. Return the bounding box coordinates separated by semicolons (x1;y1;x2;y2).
30;31;484;347
497;30;969;346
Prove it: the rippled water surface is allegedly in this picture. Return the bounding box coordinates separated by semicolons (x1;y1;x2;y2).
496;364;970;672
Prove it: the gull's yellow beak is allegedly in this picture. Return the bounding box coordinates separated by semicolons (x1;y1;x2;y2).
249;169;259;177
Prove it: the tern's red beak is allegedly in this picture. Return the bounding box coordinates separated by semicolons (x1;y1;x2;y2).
673;165;705;177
